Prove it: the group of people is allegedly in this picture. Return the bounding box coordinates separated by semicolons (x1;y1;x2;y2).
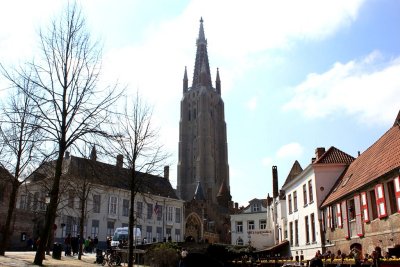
309;246;392;267
63;234;99;256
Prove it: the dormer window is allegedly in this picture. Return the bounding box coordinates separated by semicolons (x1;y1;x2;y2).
252;202;261;212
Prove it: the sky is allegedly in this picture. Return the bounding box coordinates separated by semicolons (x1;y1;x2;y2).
1;0;399;207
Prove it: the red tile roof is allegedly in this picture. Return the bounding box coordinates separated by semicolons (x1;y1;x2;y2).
322;122;400;207
314;146;355;165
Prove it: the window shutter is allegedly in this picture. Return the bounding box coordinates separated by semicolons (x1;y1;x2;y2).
354;194;364;237
327;206;332;229
336;203;342;228
394;176;400;213
341;201;349;239
375;184;387;218
360;192;369;223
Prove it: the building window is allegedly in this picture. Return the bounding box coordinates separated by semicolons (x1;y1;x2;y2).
369;190;378;220
156;205;163;221
147;203;153;219
236;221;243;233
109;196;118;215
137;201;143;218
331;204;337;228
387;180;397;215
32;192;39;211
252;202;261;212
107;221;114;237
20;195;27;210
311;213;316;243
348;198;355;220
175;229;181;242
305;216;310;244
308;180;314;203
91;220;99;238
236;237;244;246
175;208;181;223
303;184;308;206
146;226;152;242
167;206;173;222
259;219;266;230
156;227;162;242
122;199;129;217
248;220;255;230
294;220;299;246
93;194;101;213
288;194;292;214
289;222;293;245
293;191;298;212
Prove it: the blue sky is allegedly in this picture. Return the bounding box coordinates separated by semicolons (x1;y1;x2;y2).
1;0;399;206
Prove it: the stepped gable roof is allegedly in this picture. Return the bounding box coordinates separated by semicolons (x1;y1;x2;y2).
314;146;355;165
282;160;303;188
322;118;400;207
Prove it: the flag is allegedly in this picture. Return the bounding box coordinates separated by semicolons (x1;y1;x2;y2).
154;203;160;215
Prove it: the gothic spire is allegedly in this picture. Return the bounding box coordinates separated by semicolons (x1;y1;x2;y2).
192;17;212;88
183;66;188;93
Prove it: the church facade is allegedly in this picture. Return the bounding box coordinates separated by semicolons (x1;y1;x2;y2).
177;18;233;243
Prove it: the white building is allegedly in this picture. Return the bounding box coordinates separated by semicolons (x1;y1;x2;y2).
17;152;185;247
280;147;354;260
230;198;274;250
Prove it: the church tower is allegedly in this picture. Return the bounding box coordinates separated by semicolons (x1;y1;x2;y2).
177;18;232;243
177;17;231;207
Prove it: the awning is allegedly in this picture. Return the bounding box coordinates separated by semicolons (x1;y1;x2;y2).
256;240;290;253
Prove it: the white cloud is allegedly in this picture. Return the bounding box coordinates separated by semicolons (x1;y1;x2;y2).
283;51;400;126
276;142;304;159
261;157;273;167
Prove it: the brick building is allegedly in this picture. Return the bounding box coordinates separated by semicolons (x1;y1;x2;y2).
321;110;400;257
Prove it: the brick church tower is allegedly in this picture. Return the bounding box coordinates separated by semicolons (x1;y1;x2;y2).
177;18;232;243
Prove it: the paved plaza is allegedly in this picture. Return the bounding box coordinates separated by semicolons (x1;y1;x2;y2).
0;251;146;267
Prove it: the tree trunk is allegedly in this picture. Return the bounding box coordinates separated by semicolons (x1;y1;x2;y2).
0;182;19;256
34;153;64;265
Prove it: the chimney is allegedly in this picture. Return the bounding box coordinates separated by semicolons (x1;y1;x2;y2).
234;202;239;210
65;151;70;159
315;147;325;160
164;166;169;180
272;166;278;199
116;154;123;168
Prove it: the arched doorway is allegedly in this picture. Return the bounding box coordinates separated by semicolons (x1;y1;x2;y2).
185;213;202;242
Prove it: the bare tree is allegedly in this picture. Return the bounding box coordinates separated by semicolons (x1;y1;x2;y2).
0;77;43;256
110;93;170;267
1;3;121;264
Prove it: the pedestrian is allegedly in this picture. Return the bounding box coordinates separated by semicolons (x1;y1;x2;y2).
64;233;72;256
179;247;188;267
309;251;323;267
93;236;99;251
